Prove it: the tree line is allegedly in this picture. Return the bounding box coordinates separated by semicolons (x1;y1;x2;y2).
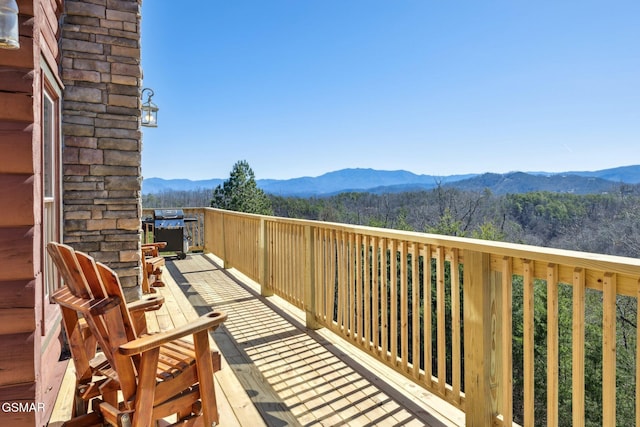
268;184;640;258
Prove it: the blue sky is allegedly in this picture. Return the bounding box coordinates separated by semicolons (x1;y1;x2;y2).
140;1;639;180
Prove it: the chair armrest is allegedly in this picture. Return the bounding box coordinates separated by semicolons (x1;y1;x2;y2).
142;242;167;257
142;242;167;249
127;294;165;313
118;310;227;356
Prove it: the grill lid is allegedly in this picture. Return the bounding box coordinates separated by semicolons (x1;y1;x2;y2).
153;209;185;220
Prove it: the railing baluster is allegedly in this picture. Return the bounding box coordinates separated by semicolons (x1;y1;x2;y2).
603;272;617;425
436;246;446;395
337;229;342;333
523;260;534;427
364;234;371;349
411;242;420;379
547;264;559;427
381;238;389;361
347;233;359;341
295;224;300;303
342;231;348;334
401;241;409;371
451;248;461;404
321;227;328;323
423;243;433;386
372;236;380;354
304;225;320;329
572;267;586;427
287;223;293;301
331;229;338;328
501;256;514;426
356;233;363;345
637;274;640;427
390;239;398;365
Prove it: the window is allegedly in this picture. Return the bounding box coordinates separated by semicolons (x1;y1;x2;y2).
42;69;62;319
43;93;54;198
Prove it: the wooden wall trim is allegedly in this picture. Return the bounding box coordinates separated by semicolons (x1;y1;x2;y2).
0;175;35;227
0;36;34;69
0;93;33;122
0;379;37;427
0;333;35;386
0;227;36;281
0;280;35;309
0;69;33;93
17;0;35;17
0;309;35;335
0;133;33;174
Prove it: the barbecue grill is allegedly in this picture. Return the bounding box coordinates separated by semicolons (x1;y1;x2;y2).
147;209;193;259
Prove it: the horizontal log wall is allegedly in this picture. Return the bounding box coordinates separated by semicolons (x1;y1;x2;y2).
0;0;64;425
0;0;38;423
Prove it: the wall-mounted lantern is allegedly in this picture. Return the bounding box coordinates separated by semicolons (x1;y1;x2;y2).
0;0;20;49
141;88;158;127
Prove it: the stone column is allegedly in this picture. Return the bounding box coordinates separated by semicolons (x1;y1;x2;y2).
60;0;143;301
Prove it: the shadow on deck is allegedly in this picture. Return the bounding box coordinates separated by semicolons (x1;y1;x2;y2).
164;253;463;427
50;253;463;426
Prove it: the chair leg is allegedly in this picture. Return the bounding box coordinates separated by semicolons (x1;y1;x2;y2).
100;379;120;409
193;331;218;426
153;268;165;286
72;390;89;417
133;348;160;427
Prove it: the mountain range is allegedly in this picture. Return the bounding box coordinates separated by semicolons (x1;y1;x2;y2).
142;165;640;197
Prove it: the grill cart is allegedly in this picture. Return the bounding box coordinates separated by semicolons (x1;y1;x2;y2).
145;209;195;259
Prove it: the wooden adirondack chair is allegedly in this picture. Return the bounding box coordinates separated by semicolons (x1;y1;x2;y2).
48;243;166;417
48;242;227;427
141;242;167;293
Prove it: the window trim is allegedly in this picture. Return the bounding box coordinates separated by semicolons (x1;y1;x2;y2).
41;60;62;336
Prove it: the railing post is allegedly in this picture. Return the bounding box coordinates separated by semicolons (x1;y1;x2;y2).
221;212;231;269
463;249;496;426
304;225;321;330
259;217;273;297
203;209;213;254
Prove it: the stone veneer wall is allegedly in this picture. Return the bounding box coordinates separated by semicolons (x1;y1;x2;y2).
60;0;143;301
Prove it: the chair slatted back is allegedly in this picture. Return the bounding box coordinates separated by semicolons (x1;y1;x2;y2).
73;251;109;299
75;251;137;344
47;242;92;299
48;242;139;401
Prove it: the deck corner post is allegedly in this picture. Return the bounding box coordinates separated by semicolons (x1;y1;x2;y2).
203;208;214;254
463;249;495;426
260;217;274;297
220;212;231;269
304;224;321;330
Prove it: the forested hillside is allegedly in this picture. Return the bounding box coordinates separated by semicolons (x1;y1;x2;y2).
143;183;640;426
270;184;640;258
143;183;640;257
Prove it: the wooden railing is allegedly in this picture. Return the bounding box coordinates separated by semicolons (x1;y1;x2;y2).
165;207;640;426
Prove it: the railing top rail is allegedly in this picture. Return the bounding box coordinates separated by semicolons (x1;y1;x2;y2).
188;207;640;275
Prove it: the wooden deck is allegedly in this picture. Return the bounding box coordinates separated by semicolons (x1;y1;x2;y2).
50;253;464;426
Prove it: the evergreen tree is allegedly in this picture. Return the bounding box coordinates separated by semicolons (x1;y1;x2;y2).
210;160;273;215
